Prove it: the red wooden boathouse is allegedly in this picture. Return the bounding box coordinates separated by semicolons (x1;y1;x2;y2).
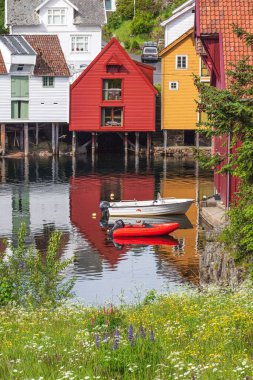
70;38;158;153
195;0;253;207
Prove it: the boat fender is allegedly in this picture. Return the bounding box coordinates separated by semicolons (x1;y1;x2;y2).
100;201;110;211
107;219;125;236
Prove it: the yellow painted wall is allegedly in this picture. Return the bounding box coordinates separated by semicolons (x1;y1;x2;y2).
162;33;200;131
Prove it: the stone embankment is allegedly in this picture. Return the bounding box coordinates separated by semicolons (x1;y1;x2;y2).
153;146;211;158
199;200;244;287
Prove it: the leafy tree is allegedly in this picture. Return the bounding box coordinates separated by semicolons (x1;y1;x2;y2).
195;27;253;264
130;11;155;35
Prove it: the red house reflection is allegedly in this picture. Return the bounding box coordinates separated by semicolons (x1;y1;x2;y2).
70;174;155;268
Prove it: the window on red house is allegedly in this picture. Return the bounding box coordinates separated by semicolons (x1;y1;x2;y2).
103;79;122;100
106;64;121;73
101;107;123;127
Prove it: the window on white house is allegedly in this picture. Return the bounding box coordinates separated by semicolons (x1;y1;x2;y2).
48;9;67;25
43;77;55;87
176;55;188;69
71;36;89;52
169;81;179;90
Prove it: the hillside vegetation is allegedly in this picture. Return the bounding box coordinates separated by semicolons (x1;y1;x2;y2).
104;0;187;52
0;0;5;33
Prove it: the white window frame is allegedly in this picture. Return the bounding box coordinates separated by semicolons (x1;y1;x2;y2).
47;8;67;26
176;55;188;70
71;35;90;53
169;81;179;90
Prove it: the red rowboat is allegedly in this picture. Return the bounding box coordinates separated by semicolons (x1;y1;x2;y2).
113;236;179;246
112;222;179;238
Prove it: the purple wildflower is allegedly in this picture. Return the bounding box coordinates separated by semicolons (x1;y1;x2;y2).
95;334;100;348
128;325;134;346
140;324;146;339
114;329;120;349
150;328;155;342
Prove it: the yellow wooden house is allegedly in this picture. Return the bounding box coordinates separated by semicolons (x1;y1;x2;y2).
160;27;210;147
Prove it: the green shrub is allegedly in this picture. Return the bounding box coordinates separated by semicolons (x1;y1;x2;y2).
107;12;123;30
130;11;155;35
116;0;163;20
131;39;140;51
123;39;131;50
0;223;74;308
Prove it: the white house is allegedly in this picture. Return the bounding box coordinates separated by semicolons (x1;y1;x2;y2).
160;0;195;47
5;0;106;74
0;34;70;156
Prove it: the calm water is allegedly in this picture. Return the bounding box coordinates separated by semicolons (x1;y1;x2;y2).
0;155;213;305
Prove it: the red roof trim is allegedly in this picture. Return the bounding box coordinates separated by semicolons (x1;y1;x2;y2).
71;38;158;94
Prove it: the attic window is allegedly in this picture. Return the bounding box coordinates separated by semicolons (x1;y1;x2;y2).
17;65;24;72
106;64;121;73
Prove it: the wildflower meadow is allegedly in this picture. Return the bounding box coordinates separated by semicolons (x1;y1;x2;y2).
1;288;253;379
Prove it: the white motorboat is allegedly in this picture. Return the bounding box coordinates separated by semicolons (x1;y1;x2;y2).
100;194;194;217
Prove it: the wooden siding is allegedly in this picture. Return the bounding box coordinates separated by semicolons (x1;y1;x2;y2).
161;34;199;131
70;38;157;132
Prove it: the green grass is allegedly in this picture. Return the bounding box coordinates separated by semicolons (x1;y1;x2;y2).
110;20;149;52
1;288;253;379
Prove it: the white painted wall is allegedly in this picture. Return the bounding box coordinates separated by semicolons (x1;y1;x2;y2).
12;0;103;71
0;40;12;72
164;7;194;47
0;75;70;123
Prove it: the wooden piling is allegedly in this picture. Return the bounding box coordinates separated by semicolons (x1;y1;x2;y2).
163;130;167;153
1;123;6;156
20;129;24;150
72;131;76;156
55;123;59;155
124;132;128;155
195;131;200;149
92;132;96;153
52;123;56;155
135;132;139;156
35;123;39;146
24;123;29;157
147;132;151;156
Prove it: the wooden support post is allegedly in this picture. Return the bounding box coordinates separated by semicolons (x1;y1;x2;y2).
91;132;96;153
1;123;6;156
35;123;39;146
1;158;6;183
147;132;151;156
20;129;24;150
163;130;167;153
52;123;56;155
195;131;200;149
55;123;59;155
24;123;29;157
72;131;76;156
124;132;128;155
135;132;139;156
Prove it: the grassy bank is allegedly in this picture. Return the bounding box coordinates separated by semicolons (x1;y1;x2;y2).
1;289;253;379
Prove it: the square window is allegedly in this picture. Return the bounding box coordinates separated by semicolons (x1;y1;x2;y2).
176;55;188;69
71;36;89;53
48;8;66;25
43;77;54;87
103;79;122;100
169;81;178;90
101;107;123;127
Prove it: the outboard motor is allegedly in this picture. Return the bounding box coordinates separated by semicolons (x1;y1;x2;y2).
107;219;125;236
100;201;110;211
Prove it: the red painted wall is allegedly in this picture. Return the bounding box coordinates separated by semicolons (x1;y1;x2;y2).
70;38;157;132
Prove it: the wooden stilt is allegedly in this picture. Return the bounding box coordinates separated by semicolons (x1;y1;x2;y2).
24;123;29;157
92;132;96;153
147;132;151;156
55;123;59;155
35;123;39;146
124;132;128;155
24;157;29;182
72;131;76;156
1;123;6;156
20;129;24;150
195;131;200;149
1;158;6;183
163;130;167;154
135;132;139;156
52;123;56;155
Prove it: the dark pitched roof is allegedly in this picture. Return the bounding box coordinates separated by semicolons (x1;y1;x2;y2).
0;51;7;74
7;0;106;26
198;0;253;74
24;35;70;77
